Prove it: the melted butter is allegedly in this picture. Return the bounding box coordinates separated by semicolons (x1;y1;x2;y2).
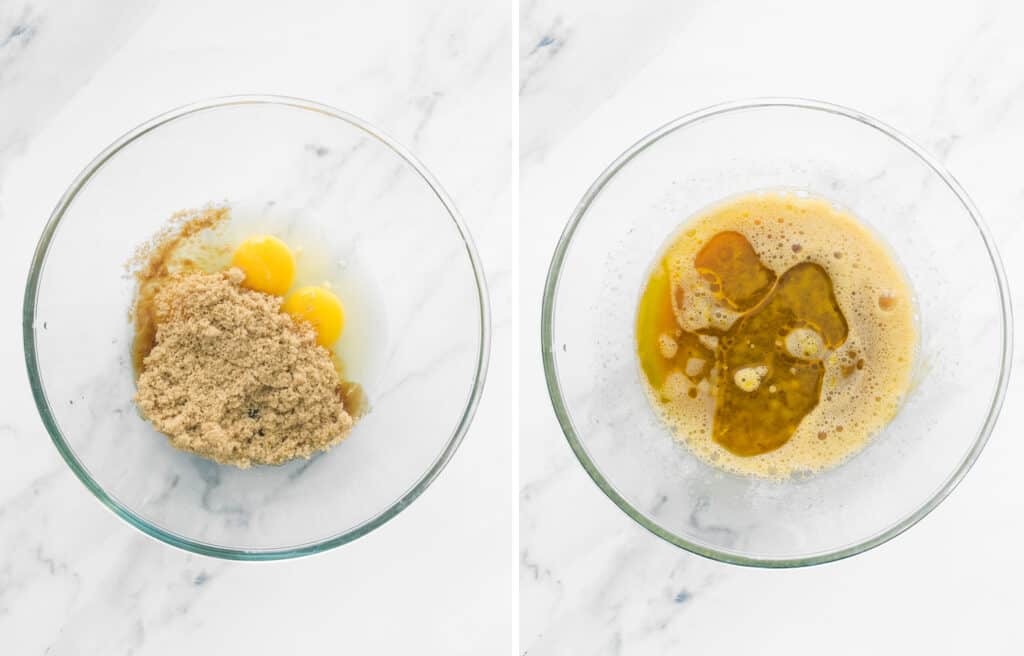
713;261;848;456
636;260;714;398
695;231;776;311
635;191;917;478
640;231;851;456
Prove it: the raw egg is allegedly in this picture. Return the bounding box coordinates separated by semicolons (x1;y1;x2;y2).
231;235;295;296
283;286;345;348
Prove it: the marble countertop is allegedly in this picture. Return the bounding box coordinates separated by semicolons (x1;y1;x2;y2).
6;0;1024;652
520;0;1024;653
0;0;514;653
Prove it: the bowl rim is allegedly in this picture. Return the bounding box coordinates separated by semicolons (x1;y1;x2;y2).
540;97;1013;568
23;94;491;560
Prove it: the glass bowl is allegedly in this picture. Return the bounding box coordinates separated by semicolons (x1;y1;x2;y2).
24;96;490;559
542;98;1011;567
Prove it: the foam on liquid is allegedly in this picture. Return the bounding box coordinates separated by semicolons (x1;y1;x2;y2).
636;190;918;479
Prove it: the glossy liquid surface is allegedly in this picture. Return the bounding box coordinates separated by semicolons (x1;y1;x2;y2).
636;191;917;478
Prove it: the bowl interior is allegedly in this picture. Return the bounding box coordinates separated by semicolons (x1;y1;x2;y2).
545;101;1009;565
27;99;487;557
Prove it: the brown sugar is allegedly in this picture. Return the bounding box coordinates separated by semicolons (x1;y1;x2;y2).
134;268;352;468
128;207;231;375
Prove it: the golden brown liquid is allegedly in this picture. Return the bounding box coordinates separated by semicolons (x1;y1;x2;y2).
636;261;714;396
694;231;776;311
636;191;917;478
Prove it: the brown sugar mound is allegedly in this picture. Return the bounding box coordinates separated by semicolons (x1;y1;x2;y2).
134;268;352;468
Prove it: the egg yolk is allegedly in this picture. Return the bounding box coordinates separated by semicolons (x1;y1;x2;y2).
231;235;295;296
283;286;345;348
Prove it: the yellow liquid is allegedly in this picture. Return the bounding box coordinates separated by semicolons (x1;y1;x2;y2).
636;191;917;478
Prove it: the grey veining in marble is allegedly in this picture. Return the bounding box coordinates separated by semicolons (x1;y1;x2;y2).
0;1;515;653
520;0;1024;654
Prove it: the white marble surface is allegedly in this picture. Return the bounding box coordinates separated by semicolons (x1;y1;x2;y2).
520;0;1024;653
0;1;515;653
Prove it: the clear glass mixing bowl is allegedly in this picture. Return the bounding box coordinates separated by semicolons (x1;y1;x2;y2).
24;96;490;559
542;98;1011;567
